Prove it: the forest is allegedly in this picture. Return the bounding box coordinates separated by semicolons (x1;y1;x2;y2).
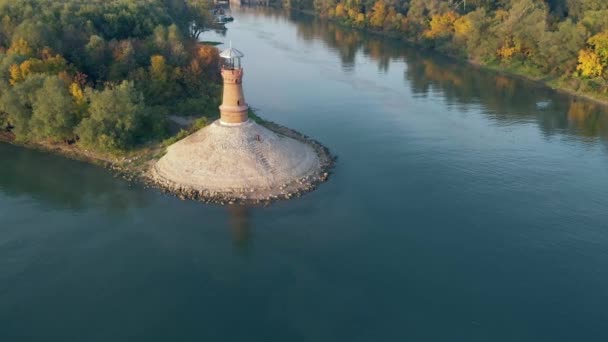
282;0;608;100
0;0;219;152
2;0;607;154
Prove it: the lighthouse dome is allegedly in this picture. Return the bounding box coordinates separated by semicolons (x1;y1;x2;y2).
220;47;244;59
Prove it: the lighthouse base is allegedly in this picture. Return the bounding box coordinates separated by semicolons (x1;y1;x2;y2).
151;119;332;203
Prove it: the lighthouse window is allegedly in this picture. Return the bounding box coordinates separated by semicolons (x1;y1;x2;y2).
237;100;240;105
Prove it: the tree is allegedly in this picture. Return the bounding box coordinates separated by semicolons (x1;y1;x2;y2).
566;0;608;21
0;74;46;140
492;0;548;63
588;31;608;63
167;24;186;63
314;0;338;16
30;76;78;141
576;31;608;78
369;1;388;29
453;8;493;61
580;9;608;33
453;14;473;40
11;19;52;53
150;55;168;81
108;39;136;81
536;19;586;73
76;81;146;151
576;49;603;77
182;0;212;40
8;53;70;85
84;35;108;79
424;11;458;39
335;3;346;17
7;38;32;56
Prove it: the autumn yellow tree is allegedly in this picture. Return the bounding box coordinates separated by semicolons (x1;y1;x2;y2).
7;38;32;56
348;8;361;22
369;1;387;29
9;55;70;85
335;3;346;18
9;64;24;85
577;31;608;77
577;49;603;77
69;82;86;106
150;55;168;81
453;15;473;41
354;13;366;27
423;11;458;39
497;38;521;61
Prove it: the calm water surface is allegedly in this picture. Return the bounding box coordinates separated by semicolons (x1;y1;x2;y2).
2;7;608;342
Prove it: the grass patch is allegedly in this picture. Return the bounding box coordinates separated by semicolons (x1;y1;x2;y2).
247;109;266;124
162;117;209;147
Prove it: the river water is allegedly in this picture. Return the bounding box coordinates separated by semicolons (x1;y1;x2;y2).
2;7;608;342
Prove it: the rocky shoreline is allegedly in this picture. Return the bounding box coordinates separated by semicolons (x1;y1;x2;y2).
146;119;336;206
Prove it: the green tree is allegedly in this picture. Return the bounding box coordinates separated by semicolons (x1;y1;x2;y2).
30;76;78;141
580;9;608;33
566;0;608;21
0;74;46;140
76;81;146;151
84;35;108;79
490;0;548;65
536;19;586;73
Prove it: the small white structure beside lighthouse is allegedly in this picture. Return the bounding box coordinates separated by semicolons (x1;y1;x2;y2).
152;45;328;202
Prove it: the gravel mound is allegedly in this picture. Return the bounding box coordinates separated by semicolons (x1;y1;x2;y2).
152;119;323;200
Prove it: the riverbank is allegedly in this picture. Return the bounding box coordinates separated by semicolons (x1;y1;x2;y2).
0;129;163;182
292;9;608;107
0;114;335;206
478;61;608;107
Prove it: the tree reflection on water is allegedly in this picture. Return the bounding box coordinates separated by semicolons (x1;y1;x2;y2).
227;205;252;252
0;143;150;212
260;7;608;144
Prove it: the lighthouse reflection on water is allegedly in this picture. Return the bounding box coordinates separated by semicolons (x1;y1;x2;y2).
227;205;252;251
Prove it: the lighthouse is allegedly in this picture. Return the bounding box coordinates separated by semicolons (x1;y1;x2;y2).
219;46;248;124
152;44;330;203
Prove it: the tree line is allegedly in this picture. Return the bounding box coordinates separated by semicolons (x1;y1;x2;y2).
0;0;219;152
281;0;608;99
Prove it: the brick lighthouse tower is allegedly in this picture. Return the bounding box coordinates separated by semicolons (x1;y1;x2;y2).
219;45;248;124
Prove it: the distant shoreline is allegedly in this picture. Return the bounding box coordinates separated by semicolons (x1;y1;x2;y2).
292;8;608;108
